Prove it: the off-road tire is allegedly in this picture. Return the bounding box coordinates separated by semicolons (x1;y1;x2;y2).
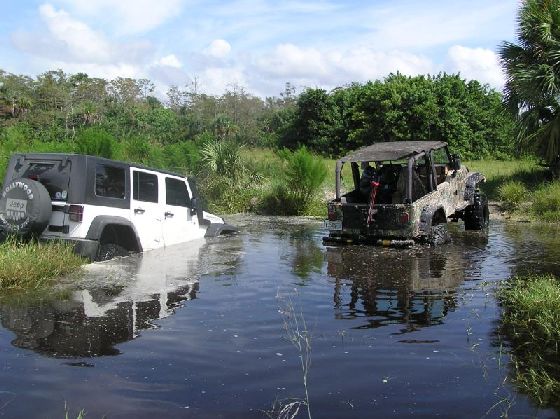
428;223;450;246
0;177;52;238
464;192;489;231
95;243;129;261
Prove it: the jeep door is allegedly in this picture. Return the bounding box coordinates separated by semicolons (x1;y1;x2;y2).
162;175;203;246
131;168;164;250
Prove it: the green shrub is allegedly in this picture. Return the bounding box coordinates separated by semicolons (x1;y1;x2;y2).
162;141;201;174
532;182;560;221
75;127;116;158
197;172;258;214
200;138;244;179
258;147;327;215
258;180;297;215
498;181;529;210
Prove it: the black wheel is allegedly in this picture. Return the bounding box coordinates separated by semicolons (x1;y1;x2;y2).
0;177;52;238
95;243;129;261
464;192;489;230
427;223;450;246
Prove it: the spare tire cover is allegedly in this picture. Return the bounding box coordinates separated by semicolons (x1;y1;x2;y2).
0;178;52;236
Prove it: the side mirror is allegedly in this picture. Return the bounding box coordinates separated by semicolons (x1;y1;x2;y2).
190;197;198;216
451;154;461;171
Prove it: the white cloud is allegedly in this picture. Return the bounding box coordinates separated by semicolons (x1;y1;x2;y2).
55;0;184;34
156;54;182;68
205;39;232;59
447;45;505;88
38;4;113;63
12;4;154;71
197;67;248;95
258;44;328;78
256;43;434;88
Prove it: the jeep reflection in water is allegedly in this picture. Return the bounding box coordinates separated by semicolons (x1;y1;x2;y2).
0;153;236;261
323;141;488;247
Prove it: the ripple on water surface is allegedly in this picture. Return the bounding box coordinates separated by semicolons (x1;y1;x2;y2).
0;217;558;418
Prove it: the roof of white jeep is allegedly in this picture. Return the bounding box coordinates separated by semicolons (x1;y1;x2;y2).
339;141;447;162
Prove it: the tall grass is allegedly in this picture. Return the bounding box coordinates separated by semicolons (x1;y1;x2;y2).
0;239;85;291
497;274;560;407
465;158;548;201
259;147;327;215
497;181;529;211
532;182;560;222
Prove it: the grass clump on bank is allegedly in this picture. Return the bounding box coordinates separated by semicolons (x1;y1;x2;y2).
497;274;560;407
0;238;85;291
532;182;560;222
467;159;560;221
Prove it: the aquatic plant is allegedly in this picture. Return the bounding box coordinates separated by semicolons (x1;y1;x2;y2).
497;273;560;407
272;289;312;419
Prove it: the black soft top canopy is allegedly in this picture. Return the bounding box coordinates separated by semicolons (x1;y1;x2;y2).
339;141;447;163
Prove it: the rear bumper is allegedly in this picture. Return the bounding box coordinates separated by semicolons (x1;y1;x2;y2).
41;236;99;261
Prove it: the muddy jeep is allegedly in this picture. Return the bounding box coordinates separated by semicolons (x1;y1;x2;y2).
323;141;488;246
0;153;235;260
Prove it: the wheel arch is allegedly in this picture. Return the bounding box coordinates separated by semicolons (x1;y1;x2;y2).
86;216;142;252
419;205;447;236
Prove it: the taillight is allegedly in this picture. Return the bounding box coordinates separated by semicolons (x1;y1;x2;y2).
399;212;410;224
68;205;84;222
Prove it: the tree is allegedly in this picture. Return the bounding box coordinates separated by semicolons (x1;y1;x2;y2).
500;0;560;176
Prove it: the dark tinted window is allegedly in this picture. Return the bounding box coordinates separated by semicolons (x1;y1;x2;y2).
165;177;191;207
133;171;158;203
95;164;125;199
20;160;72;201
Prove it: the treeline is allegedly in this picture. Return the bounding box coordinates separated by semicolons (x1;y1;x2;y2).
1;69;515;162
0;69;516;214
282;73;516;159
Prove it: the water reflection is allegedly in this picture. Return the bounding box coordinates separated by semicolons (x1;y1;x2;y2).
0;236;242;358
326;244;468;332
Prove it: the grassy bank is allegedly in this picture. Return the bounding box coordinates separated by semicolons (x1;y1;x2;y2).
497;274;560;407
0;239;85;291
466;159;560;221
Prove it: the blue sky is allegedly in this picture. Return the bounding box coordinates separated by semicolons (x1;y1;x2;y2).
0;0;518;98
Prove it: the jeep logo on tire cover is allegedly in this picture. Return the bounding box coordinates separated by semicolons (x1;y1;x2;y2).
5;198;28;221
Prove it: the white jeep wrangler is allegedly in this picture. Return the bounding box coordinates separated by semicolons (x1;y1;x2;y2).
0;153;235;260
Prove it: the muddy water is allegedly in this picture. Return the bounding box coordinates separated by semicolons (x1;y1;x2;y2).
0;216;559;418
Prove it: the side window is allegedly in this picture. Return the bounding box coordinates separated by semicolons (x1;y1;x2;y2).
165;177;191;207
133;171;158;203
96;164;125;199
432;148;450;165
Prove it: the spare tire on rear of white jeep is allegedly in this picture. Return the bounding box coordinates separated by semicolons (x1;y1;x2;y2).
0;177;52;238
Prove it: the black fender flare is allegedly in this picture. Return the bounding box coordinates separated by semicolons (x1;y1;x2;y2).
464;172;485;201
86;216;142;252
419;205;446;236
204;222;238;238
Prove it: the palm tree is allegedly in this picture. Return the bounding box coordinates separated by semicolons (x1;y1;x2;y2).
499;0;560;177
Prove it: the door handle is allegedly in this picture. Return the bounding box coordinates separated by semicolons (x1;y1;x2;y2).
134;208;145;214
164;211;174;218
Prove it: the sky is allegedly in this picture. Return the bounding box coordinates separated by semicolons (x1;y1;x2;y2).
0;0;519;99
